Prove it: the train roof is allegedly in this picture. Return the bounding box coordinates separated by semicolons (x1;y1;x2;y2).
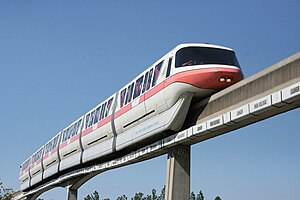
173;43;234;52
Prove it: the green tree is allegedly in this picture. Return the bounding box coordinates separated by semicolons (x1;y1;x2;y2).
196;190;204;200
131;192;144;200
214;196;222;200
0;179;14;200
158;186;165;200
190;191;196;200
145;189;157;200
84;190;100;200
117;195;128;200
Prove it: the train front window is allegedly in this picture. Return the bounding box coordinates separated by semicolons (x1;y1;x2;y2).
175;47;240;68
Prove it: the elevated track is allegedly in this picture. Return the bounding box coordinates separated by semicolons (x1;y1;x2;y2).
15;52;300;200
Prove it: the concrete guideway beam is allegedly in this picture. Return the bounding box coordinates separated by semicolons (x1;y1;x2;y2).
165;145;191;200
62;173;100;200
66;187;78;200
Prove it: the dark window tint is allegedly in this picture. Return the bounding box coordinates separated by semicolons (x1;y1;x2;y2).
100;102;107;120
62;130;68;142
175;47;240;68
32;148;43;163
94;106;101;124
76;120;82;134
120;89;127;108
166;58;172;78
133;76;144;99
55;134;60;146
105;98;114;117
152;61;163;87
22;159;30;171
69;125;75;138
85;114;90;129
88;111;95;128
71;125;75;137
146;69;153;91
66;128;71;140
125;83;134;105
46;134;60;153
142;72;149;93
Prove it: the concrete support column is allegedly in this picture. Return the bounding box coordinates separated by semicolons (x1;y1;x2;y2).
165;145;191;200
66;186;78;200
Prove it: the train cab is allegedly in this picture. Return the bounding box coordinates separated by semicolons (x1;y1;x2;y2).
163;44;243;107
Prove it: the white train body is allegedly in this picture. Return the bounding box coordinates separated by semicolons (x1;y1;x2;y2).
81;94;116;163
58;117;83;171
42;132;61;179
19;43;243;190
29;147;44;186
19;158;31;191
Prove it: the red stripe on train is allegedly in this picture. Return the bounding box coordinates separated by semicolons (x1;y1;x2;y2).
81;127;93;137
114;103;132;118
165;68;242;90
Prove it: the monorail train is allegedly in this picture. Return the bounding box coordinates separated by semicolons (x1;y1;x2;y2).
19;43;244;190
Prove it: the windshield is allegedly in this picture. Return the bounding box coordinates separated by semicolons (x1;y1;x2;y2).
175;47;240;68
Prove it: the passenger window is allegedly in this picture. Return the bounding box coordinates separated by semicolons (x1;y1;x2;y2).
88;111;95;127
85;114;90;129
50;141;54;151
152;61;163;87
51;140;55;151
125;83;134;105
48;141;52;152
67;128;71;139
166;58;172;78
146;69;153;91
142;72;149;93
105;98;114;117
56;134;60;145
120;89;127;108
94;106;101;124
100;102;107;120
63;130;68;142
71;125;76;138
133;76;144;99
75;119;82;134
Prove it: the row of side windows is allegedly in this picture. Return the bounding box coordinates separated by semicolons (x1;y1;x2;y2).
21;159;31;171
44;134;60;154
120;61;163;108
85;97;114;129
61;119;82;143
32;148;43;163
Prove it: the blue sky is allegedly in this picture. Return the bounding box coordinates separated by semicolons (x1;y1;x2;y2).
0;1;299;199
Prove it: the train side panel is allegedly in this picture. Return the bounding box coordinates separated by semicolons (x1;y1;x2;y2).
59;118;83;171
144;60;168;115
29;147;44;186
114;79;147;135
115;57;195;151
19;158;31;191
42;132;61;179
82;95;116;163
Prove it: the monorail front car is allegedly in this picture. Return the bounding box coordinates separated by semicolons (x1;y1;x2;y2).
19;43;243;190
